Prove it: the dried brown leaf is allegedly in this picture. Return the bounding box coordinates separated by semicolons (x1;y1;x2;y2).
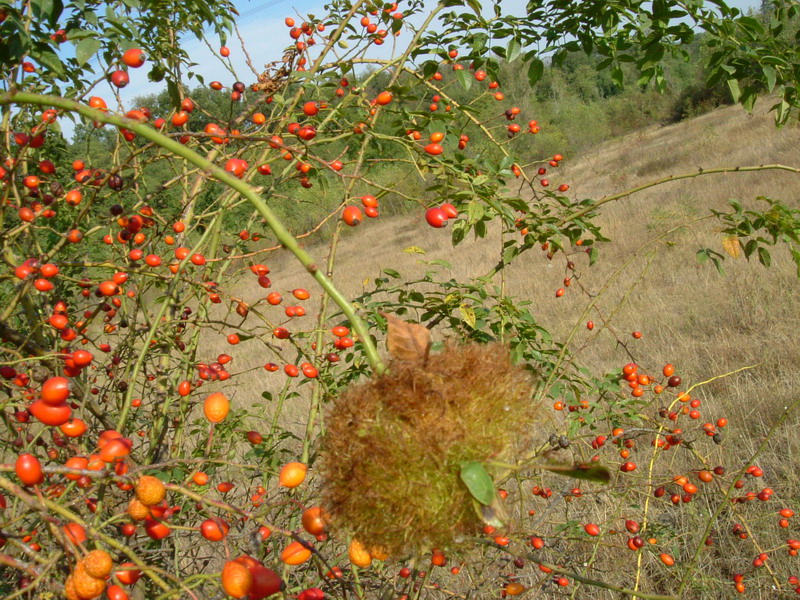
381;312;431;362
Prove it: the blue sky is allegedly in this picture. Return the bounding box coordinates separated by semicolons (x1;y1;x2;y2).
65;0;759;138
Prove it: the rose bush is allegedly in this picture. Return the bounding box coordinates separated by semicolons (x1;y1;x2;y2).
1;0;799;598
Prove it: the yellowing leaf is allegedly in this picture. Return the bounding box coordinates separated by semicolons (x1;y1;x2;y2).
459;304;476;329
722;235;741;258
475;496;509;529
381;312;431;362
403;246;426;254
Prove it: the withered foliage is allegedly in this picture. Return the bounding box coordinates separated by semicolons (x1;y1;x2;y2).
320;342;536;556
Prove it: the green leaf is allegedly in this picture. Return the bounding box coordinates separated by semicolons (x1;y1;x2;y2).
727;78;741;103
790;247;800;278
498;155;515;171
31;0;53;21
539;462;611;483
467;201;485;224
421;60;439;80
451;219;469;246
32;0;63;28
460;461;495;505
383;268;401;278
455;68;472;91
737;15;765;36
711;256;725;275
34;48;65;77
637;68;655;87
75;37;101;67
611;65;624;87
527;58;544;87
505;197;529;211
775;99;790;125
588;246;599;266
466;0;482;16
470;32;488;55
148;64;166;82
62;29;93;41
166;79;181;108
763;65;776;93
741;87;757;112
506;38;521;63
640;42;664;69
757;246;771;267
502;243;519;264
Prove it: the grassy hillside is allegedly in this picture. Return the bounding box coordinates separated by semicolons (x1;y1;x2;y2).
218;97;799;413
200;98;800;597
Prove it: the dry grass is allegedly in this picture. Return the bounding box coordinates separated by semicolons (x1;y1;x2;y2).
212;98;799;423
201;98;800;597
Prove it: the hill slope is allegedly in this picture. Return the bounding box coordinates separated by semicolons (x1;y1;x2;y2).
195;98;800;598
216;99;799;429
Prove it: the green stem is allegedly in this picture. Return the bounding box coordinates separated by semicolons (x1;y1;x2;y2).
538;560;677;600
115;214;219;432
559;164;800;226
302;221;344;465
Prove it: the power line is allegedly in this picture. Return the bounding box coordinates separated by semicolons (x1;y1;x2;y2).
237;0;292;20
